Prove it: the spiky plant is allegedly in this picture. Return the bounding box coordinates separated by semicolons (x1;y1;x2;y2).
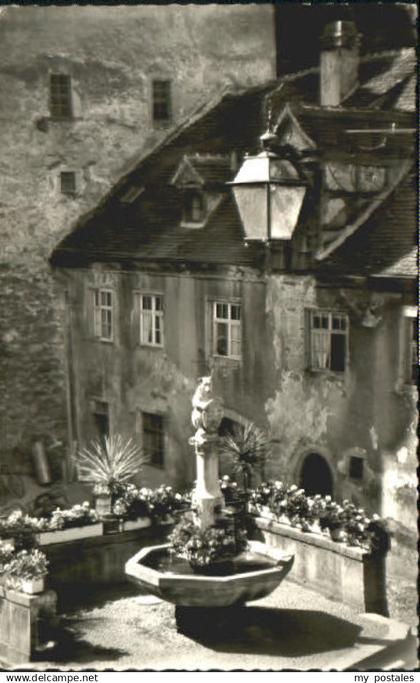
76;435;145;496
220;422;271;492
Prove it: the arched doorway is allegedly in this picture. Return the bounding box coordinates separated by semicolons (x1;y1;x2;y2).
299;453;333;496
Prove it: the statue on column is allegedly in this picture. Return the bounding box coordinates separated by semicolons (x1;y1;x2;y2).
189;377;224;530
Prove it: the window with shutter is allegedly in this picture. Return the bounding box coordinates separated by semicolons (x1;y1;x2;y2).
306;309;348;372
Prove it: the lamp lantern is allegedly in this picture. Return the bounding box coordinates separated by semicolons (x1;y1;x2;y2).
229;135;307;242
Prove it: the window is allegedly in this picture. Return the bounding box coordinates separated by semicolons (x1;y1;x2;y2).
410;317;418;384
93;289;113;341
143;413;164;468
183;191;205;224
213;302;241;359
152;80;171;124
139;294;164;347
60;171;76;196
405;315;418;384
92;400;109;447
349;456;364;480
49;73;73;119
307;310;348;372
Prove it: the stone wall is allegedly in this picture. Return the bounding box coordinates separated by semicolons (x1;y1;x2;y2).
0;5;276;479
61;263;417;531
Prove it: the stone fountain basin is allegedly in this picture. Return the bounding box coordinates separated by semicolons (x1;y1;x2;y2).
125;541;294;607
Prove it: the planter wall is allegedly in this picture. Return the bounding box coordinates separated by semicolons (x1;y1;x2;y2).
44;523;173;594
250;517;388;615
36;522;103;546
121;518;151;533
0;585;57;664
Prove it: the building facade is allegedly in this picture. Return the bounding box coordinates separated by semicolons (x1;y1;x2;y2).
0;5;276;479
52;19;417;560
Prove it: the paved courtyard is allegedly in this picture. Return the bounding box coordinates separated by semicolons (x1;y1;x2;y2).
23;578;417;671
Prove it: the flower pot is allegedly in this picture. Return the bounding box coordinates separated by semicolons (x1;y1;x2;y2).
36;522;103;546
95;493;112;517
19;576;45;595
122;518;151;532
330;527;346;542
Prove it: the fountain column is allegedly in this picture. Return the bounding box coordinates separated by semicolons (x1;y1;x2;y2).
189;377;224;530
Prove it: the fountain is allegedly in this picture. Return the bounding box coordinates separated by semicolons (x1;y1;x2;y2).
125;378;294;627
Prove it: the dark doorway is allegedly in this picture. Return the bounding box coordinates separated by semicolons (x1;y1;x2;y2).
299;453;333;497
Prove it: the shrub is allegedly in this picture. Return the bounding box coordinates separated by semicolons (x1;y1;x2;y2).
76;435;145;496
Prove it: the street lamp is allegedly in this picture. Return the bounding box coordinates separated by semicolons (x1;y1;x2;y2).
229;134;307;242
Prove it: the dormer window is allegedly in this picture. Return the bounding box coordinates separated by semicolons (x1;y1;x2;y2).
183;190;205;225
171;154;233;230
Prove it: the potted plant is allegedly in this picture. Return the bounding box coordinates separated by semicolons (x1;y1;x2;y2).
4;548;49;595
169;515;247;571
36;502;103;545
76;435;145;517
0;510;44;550
220;423;270;494
113;485;152;531
148;485;187;525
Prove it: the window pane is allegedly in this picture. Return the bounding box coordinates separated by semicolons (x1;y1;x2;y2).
321;315;329;330
312;330;329;369
141;310;153;344
155;296;162;311
231;305;241;321
142;295;152;310
313;314;321;329
216;322;228;355
330;333;346;372
216;303;228;320
332;314;346;331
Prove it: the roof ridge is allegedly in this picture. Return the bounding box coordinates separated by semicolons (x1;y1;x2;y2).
360;47;415;62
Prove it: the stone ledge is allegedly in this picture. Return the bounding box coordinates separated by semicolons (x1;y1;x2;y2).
250;515;388;615
254;516;367;561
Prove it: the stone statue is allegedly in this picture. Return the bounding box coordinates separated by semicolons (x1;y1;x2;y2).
189;377;224;530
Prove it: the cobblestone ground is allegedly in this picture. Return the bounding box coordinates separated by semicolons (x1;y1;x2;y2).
387;579;418;628
22;578;417;671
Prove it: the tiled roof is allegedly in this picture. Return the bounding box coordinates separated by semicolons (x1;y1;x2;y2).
187;155;234;186
52;47;416;280
318;167;417;278
345;48;416;111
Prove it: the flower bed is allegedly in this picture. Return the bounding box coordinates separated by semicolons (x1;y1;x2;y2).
34;503;103;545
113;484;189;525
0;547;49;595
248;481;389;552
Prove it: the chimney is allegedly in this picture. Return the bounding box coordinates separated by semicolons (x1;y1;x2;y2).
320;20;361;106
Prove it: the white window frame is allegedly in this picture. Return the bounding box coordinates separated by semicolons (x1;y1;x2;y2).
212;301;242;360
307;309;348;373
138;293;164;348
92;288;114;342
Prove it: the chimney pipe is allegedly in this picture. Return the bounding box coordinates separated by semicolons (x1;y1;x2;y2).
320;20;361;107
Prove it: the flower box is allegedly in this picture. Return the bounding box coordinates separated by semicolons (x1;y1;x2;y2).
36;522;103;546
157;515;174;526
19;576;45;595
122;518;151;532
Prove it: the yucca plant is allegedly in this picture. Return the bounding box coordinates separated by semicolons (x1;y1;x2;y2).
220;423;271;493
76;435;145;498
